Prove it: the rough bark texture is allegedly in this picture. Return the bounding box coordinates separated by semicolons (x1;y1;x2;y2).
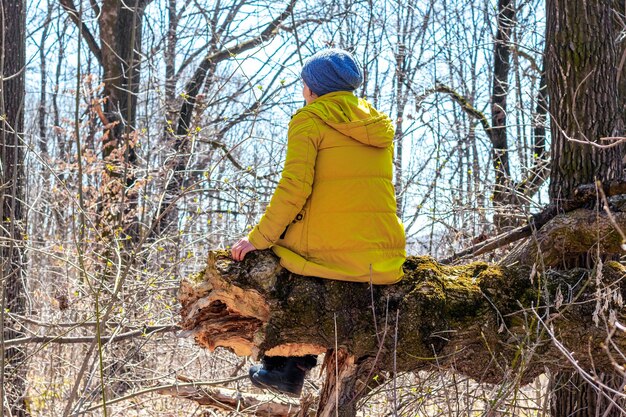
179;241;626;385
546;2;626;415
502;208;626;267
315;350;380;417
1;0;29;415
549;372;625;417
99;0;144;140
546;0;625;205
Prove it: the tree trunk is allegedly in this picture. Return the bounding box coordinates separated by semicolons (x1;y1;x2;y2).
58;0;146;240
315;350;379;417
490;0;515;229
178;235;626;415
0;0;29;415
98;0;144;241
546;0;625;205
545;1;626;415
550;372;625;417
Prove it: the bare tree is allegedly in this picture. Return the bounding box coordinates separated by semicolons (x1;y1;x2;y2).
490;0;515;228
1;0;28;415
59;0;153;241
152;0;299;237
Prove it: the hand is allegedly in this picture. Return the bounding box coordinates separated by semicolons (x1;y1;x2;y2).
231;237;256;261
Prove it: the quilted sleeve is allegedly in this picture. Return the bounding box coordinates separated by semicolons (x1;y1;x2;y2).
248;113;320;249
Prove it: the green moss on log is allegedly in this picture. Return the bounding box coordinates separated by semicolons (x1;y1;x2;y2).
252;254;536;375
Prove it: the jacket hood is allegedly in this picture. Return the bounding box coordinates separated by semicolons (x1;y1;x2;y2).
297;91;395;148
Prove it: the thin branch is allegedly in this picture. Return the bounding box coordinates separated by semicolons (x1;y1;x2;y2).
178;0;298;100
2;325;179;349
442;222;535;264
414;79;552;201
58;0;103;65
158;385;304;416
88;0;100;17
509;45;541;73
442;180;626;263
71;375;253;415
567;135;626;149
415;82;493;142
277;17;331;32
175;0;298;144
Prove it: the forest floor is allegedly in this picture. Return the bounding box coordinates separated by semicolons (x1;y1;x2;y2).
25;338;550;416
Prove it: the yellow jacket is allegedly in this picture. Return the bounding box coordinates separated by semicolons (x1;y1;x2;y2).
248;91;406;284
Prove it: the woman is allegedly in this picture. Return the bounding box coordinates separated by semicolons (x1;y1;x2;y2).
231;49;406;395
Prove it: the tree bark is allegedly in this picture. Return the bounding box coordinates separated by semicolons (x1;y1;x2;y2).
157;385;306;416
0;0;28;415
549;372;625;417
501;208;626;267
490;0;515;228
97;0;144;241
60;0;147;241
315;350;380;417
546;0;625;206
545;1;626;415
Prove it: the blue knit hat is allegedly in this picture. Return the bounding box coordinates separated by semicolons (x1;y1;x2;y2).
301;49;363;97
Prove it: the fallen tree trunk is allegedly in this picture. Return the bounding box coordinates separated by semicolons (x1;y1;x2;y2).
179;250;625;382
177;208;626;415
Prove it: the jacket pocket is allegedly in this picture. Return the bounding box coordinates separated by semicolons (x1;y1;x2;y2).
280;209;306;253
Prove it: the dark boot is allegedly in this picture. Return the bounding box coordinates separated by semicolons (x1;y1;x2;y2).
249;355;317;396
248;364;264;389
248;356;285;389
